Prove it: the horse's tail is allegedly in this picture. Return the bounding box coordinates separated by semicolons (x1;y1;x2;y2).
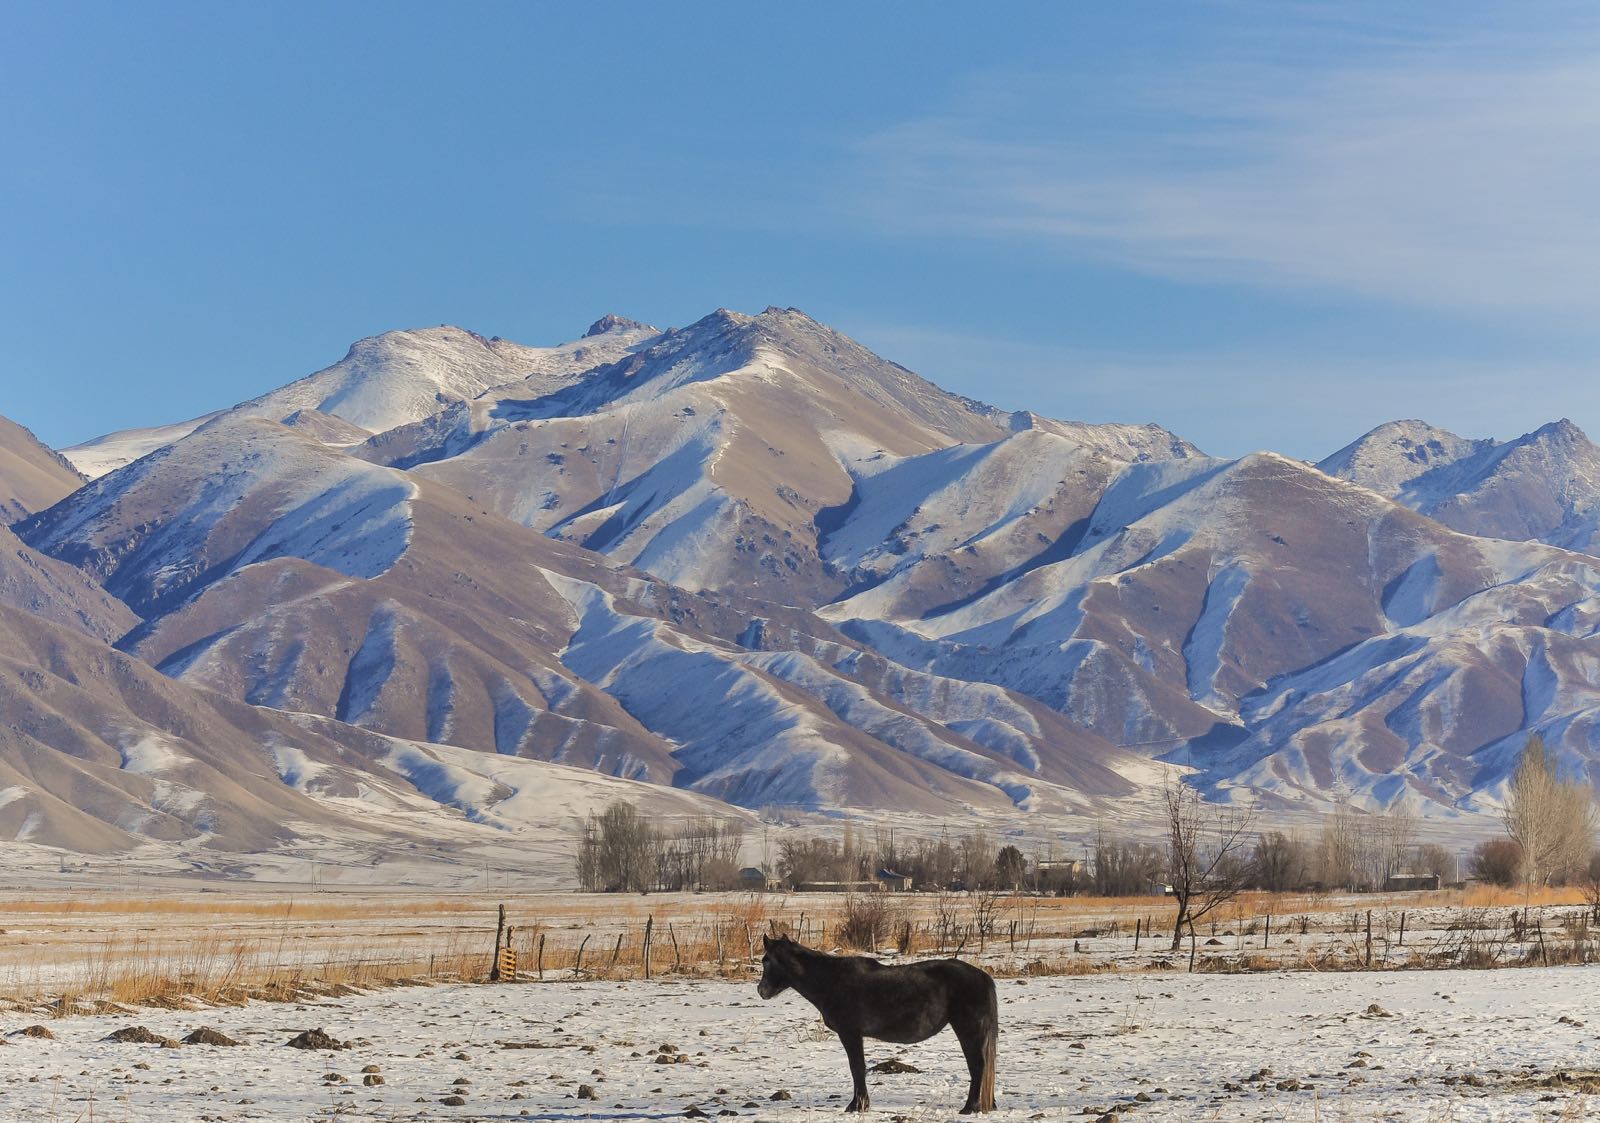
979;975;998;1111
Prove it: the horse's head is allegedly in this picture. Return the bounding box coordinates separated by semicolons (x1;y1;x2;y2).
757;933;800;999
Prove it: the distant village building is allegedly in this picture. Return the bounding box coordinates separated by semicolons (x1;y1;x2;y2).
1034;858;1085;879
876;868;913;892
739;867;782;891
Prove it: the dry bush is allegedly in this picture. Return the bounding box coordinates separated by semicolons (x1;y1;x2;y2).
837;893;898;951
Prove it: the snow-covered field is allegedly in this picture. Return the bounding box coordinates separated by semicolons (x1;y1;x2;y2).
5;967;1600;1121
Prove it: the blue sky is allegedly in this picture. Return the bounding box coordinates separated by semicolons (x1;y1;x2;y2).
4;2;1597;458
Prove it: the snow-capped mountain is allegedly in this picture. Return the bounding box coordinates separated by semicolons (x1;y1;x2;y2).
11;309;1600;870
61;317;661;479
1322;418;1600;555
364;307;1193;606
24;410;1134;820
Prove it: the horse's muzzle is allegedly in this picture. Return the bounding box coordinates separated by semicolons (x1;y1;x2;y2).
757;979;778;999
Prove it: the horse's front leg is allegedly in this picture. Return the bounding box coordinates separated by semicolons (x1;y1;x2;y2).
839;1030;870;1111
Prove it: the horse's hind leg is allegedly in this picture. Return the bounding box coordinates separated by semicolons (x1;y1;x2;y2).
952;998;997;1112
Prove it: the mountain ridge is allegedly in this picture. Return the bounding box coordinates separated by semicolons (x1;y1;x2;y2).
9;309;1600;872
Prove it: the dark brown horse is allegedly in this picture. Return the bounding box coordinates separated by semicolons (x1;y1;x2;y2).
756;934;997;1113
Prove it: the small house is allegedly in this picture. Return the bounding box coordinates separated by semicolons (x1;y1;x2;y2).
876;868;913;892
738;866;781;891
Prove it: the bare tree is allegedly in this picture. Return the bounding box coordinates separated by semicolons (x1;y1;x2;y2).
1163;775;1257;950
1414;843;1453;883
575;801;659;892
1252;831;1308;892
1505;734;1598;887
1316;789;1362;889
1374;803;1418;884
1092;830;1164;896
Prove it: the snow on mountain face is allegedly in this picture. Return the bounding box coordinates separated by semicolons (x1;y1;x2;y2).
824;445;1600;814
1319;420;1491;498
60;319;662;480
1322;418;1600;556
62;412;223;479
366;307;1115;604
20;305;1600;838
239;321;660;435
20;415;417;616
1009;411;1203;463
0;599;747;865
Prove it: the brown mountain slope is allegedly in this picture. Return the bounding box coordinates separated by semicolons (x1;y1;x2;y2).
0;414;84;521
0;523;137;642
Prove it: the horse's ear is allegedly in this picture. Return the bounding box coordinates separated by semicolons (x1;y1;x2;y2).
762;934;773;949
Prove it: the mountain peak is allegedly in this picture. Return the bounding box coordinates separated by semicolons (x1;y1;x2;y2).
584;313;654;338
1318;419;1488;498
1531;417;1590;445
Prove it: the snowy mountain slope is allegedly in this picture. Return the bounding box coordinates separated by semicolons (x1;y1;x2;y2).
21;415;419;617
1321;418;1600;555
0;412;135;640
61;412;223;479
24;413;1136;815
1318;420;1492;498
825;449;1600;811
1009;410;1203;462
817;427;1203;622
1206;549;1600;813
0;600;746;866
21;305;1600;829
60;317;661;480
546;574;1132;813
0;413;85;521
367;308;1086;603
236;319;660;435
0;598;451;853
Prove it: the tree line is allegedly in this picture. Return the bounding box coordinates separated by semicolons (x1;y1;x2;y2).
574;736;1600;922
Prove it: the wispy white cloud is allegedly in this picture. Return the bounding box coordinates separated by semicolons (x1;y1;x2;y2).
851;25;1600;322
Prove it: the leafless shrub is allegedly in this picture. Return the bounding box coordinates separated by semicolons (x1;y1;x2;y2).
837;893;897;951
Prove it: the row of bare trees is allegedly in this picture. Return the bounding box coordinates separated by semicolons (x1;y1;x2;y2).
575;737;1599;911
575;802;746;892
777;825;1032;892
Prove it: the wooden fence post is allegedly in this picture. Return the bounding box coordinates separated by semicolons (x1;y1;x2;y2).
1263;914;1270;950
1134;918;1141;952
1365;910;1373;967
490;904;507;982
644;916;654;980
537;933;546;980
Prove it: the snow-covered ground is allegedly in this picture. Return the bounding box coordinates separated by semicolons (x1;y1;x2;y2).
4;967;1600;1121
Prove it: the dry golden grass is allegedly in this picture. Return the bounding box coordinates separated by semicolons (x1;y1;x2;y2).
3;884;1592;1015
